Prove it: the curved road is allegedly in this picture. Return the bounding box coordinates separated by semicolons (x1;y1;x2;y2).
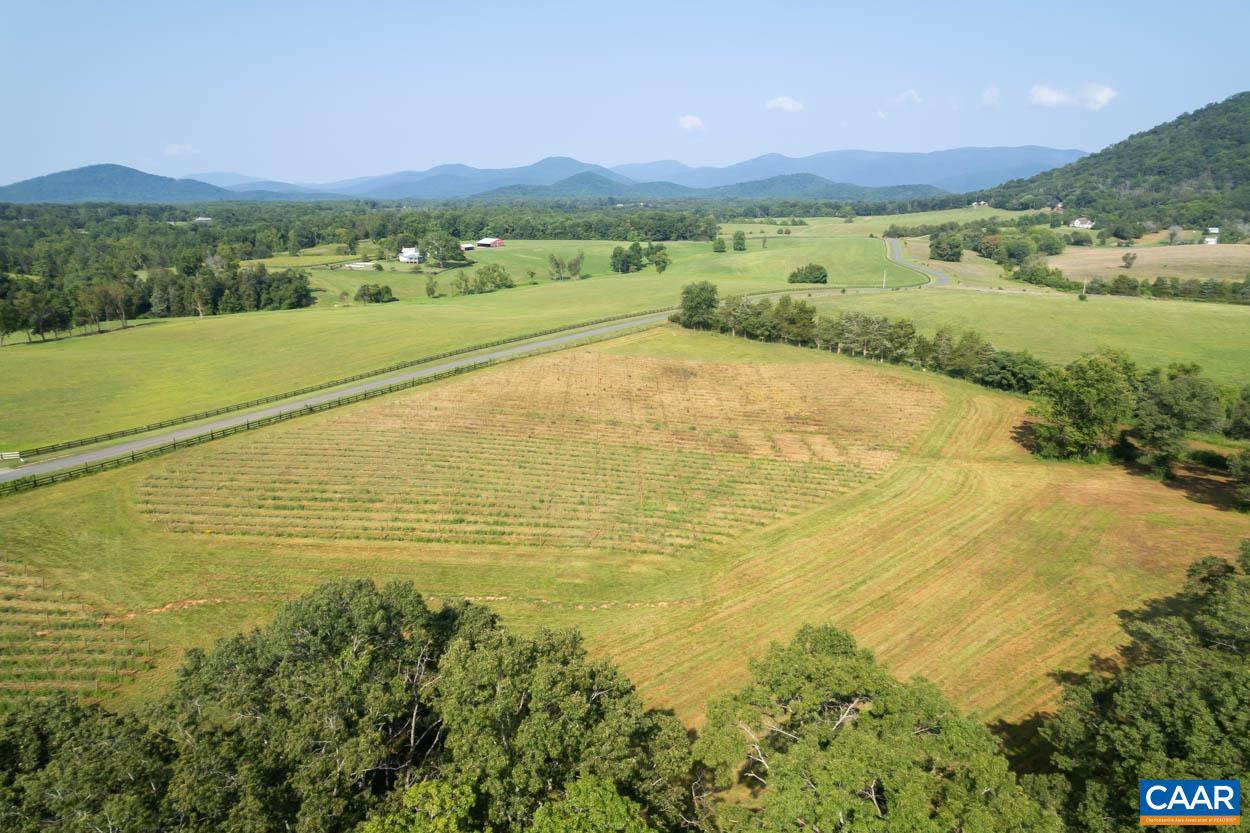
0;312;671;485
886;237;950;286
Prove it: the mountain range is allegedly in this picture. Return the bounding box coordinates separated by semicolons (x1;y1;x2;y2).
0;146;1086;204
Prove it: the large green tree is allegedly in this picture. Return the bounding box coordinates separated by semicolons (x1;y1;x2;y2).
676;281;719;330
695;625;1061;832
1030;352;1137;458
1035;542;1250;832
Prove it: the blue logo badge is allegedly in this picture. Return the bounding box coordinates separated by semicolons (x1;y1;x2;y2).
1139;780;1240;826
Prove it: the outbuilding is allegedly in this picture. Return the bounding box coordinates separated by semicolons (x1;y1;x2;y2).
398;247;423;263
1070;217;1095;230
476;237;504;247
459;242;476;252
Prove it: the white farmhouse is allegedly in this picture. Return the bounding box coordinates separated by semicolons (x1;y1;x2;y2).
1070;217;1095;230
1203;237;1219;245
398;247;423;263
1207;227;1220;235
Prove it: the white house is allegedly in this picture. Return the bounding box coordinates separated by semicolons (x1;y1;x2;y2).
398;247;423;263
1070;217;1095;230
476;237;504;248
1203;237;1219;245
1207;227;1220;235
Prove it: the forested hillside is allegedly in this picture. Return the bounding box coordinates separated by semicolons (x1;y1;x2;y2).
982;92;1250;225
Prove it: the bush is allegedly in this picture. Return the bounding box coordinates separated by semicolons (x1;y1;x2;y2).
787;263;828;284
928;232;963;262
354;283;395;303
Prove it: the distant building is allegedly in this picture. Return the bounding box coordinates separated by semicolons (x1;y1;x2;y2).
193;216;213;224
398;247;423;263
476;237;504;247
1070;217;1095;230
969;200;989;207
459;242;476;252
1207;227;1221;235
1054;201;1064;210
1203;237;1219;245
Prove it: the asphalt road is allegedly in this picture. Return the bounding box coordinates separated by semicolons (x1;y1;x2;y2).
0;311;671;484
886;237;950;286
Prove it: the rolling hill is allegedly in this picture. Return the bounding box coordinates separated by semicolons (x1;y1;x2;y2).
981;91;1250;221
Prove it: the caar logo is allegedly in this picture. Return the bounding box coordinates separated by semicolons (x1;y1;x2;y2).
1139;779;1241;826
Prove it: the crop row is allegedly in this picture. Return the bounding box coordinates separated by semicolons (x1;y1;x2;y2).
0;565;148;709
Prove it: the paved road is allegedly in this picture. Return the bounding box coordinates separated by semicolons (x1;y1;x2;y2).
886;237;950;286
0;312;671;484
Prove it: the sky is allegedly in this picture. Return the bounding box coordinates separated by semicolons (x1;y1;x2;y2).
2;0;1248;184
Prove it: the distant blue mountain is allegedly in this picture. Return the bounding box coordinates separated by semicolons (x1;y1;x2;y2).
471;172;944;201
611;146;1087;191
0;165;235;204
2;146;1085;203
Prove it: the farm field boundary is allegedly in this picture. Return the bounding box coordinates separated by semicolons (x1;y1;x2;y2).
0;321;665;497
14;307;675;460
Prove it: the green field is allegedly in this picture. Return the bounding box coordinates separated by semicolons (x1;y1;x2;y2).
0;236;916;448
2;327;1247;719
719;205;1026;239
820;286;1250;386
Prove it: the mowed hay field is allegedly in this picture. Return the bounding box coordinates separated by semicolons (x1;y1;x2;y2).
2;326;1249;721
1049;242;1250;283
0;236;915;449
817;288;1250;386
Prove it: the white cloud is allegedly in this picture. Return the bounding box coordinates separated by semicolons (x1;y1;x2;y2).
677;114;705;132
765;95;805;113
1030;83;1118;111
876;110;888;120
164;143;200;156
893;88;923;106
981;85;1001;106
1080;83;1118;110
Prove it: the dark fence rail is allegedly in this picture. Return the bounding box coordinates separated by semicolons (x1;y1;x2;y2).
0;360;498;497
16;307;673;459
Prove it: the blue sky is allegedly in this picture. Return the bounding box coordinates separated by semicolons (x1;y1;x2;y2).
1;0;1247;184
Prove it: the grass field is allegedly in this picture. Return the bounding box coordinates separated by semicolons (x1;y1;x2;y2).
899;238;1021;289
0;237;917;448
719;206;1026;239
2;327;1247;720
1049;242;1250;283
819;287;1250;386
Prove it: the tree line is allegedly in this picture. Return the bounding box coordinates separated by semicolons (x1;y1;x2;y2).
675;282;1250;498
0;263;313;343
4;538;1247;832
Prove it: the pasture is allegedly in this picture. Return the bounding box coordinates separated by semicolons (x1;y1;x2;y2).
1;326;1247;721
820;285;1250;386
719;205;1026;239
0;236;915;448
1049;241;1250;283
